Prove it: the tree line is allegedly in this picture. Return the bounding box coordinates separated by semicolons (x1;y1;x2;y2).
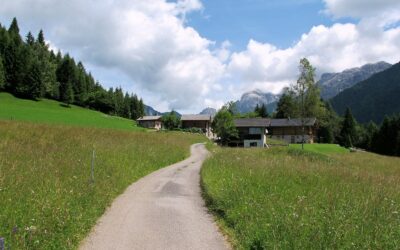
0;18;145;120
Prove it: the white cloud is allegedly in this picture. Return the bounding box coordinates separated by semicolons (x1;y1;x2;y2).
226;20;400;95
0;0;223;112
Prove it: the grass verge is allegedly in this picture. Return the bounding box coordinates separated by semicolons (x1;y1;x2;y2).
0;120;205;249
201;146;400;249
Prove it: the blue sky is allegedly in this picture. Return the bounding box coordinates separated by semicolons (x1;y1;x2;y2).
188;0;343;50
0;0;399;113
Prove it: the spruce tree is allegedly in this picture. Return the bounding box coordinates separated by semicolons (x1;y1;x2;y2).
37;30;46;46
0;56;5;90
8;18;20;35
340;107;357;148
24;57;43;99
26;32;35;46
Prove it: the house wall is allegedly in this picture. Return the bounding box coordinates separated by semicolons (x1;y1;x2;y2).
269;126;315;144
138;120;161;130
181;120;212;137
238;127;267;148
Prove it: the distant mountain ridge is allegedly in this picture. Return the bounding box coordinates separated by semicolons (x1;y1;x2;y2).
234;89;280;114
330;61;400;124
199;107;217;116
318;61;392;100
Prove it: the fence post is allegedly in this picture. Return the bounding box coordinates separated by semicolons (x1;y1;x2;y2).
91;149;95;183
0;237;5;250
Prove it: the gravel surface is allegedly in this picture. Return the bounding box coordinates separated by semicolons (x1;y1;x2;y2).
80;143;230;250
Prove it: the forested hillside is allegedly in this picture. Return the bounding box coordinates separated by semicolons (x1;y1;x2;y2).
0;18;145;120
330;61;400;124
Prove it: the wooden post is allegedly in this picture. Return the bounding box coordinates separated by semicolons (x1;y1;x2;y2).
0;237;5;250
91;149;95;183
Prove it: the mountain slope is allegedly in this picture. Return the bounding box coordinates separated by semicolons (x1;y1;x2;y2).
319;61;391;99
330;61;400;124
199;107;217;116
235;89;280;114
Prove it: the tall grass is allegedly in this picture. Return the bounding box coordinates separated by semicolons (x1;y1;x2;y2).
0;121;205;249
201;146;400;249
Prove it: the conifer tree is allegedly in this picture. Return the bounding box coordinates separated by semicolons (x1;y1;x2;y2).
26;32;35;46
340;107;357;148
0;56;5;90
37;30;46;46
8;18;20;35
24;57;43;99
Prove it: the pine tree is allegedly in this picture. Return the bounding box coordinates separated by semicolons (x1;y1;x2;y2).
139;98;145;118
26;32;35;46
8;18;20;35
340;107;357;148
275;89;298;118
0;56;5;90
24;57;43;99
37;30;45;46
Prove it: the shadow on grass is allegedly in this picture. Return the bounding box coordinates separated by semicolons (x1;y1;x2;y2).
59;103;71;108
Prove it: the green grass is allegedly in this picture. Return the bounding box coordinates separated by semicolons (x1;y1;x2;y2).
0;92;143;130
0;121;206;249
202;147;400;249
289;143;349;155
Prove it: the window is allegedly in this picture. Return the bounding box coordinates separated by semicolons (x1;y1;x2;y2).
249;127;262;134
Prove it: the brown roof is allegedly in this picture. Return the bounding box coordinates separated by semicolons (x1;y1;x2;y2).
234;118;270;127
270;118;316;127
137;116;162;121
181;114;212;121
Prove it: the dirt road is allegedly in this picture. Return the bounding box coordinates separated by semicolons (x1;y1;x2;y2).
80;143;230;250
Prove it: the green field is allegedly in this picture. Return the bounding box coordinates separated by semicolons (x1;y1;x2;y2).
202;146;400;249
289;143;349;155
0;121;205;249
0;92;143;130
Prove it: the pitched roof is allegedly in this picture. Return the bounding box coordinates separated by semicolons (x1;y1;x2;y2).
137;116;162;121
270;118;316;127
181;114;212;121
234;118;270;127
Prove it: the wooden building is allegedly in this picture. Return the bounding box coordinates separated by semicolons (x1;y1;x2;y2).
181;114;213;137
269;118;317;144
137;116;162;130
230;117;317;147
233;118;270;148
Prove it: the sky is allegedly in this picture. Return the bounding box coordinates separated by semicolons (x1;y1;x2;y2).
0;0;399;114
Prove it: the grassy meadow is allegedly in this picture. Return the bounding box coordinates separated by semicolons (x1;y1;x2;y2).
0;121;205;249
201;145;400;249
0;92;143;130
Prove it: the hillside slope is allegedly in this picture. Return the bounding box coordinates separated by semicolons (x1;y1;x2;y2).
330;61;400;124
0;92;142;130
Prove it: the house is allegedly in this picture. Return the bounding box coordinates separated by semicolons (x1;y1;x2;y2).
181;114;213;137
137;116;162;130
231;117;317;147
269;118;317;144
233;118;270;148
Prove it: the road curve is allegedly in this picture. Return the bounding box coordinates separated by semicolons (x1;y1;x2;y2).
80;143;230;250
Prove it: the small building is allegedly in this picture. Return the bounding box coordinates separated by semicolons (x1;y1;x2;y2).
233;118;270;148
269;118;317;144
137;116;162;130
181;114;213;137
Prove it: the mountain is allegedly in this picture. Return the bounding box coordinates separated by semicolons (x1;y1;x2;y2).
144;105;162;116
235;89;280;114
318;61;392;100
199;107;217;116
330;61;400;124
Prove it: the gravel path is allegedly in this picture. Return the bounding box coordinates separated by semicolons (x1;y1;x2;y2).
80;143;230;250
